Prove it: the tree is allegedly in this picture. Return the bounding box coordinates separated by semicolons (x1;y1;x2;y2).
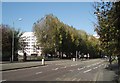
33;14;100;59
1;24;22;61
94;2;120;65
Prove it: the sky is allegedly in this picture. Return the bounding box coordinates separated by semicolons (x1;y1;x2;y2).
2;2;97;35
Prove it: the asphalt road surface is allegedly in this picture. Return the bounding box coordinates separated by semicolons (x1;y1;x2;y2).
2;59;115;81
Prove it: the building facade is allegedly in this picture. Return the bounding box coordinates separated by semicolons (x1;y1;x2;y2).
18;32;42;57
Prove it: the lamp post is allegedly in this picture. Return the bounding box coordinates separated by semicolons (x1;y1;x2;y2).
11;18;22;62
11;22;14;62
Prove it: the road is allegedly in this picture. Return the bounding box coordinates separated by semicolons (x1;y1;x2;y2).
2;59;116;81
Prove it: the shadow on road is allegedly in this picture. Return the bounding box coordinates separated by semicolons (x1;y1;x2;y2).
105;62;120;83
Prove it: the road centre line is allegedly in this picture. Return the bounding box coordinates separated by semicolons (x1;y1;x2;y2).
77;67;85;70
69;70;74;72
56;77;61;80
71;65;76;66
72;78;76;81
55;64;61;65
83;69;92;73
36;71;42;74
93;66;98;69
98;64;102;67
86;61;103;68
77;78;81;81
52;68;58;70
61;66;66;69
87;65;91;68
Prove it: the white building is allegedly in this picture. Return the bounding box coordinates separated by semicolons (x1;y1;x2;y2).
18;32;42;57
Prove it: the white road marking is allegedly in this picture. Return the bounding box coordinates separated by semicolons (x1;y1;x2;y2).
102;64;104;66
55;64;59;65
71;65;74;66
77;68;81;70
92;63;97;66
71;65;76;66
77;78;81;81
93;66;98;69
104;64;108;68
36;71;42;74
78;67;85;71
79;67;84;70
83;69;92;73
69;70;74;72
72;78;76;81
104;64;106;68
98;65;102;67
52;68;58;70
61;66;67;69
87;65;91;67
56;78;61;80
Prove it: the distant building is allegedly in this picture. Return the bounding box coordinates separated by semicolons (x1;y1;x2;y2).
18;32;42;57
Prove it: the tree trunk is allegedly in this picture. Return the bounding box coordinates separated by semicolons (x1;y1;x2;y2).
118;55;120;68
109;55;112;65
23;52;27;62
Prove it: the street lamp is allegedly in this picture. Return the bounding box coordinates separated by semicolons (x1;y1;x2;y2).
11;18;22;62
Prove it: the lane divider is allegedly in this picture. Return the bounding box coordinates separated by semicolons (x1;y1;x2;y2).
52;68;58;70
83;69;92;73
36;71;42;74
77;78;81;81
61;66;66;69
69;70;74;72
72;78;76;81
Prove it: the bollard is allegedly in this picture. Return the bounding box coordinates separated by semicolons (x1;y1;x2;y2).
73;58;76;61
42;59;45;65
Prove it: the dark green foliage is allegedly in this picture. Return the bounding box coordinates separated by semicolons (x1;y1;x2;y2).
1;24;22;61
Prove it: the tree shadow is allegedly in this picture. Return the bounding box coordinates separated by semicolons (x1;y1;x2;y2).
105;63;120;83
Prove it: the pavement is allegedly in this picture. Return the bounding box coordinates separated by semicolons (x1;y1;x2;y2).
1;61;43;71
1;59;70;71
